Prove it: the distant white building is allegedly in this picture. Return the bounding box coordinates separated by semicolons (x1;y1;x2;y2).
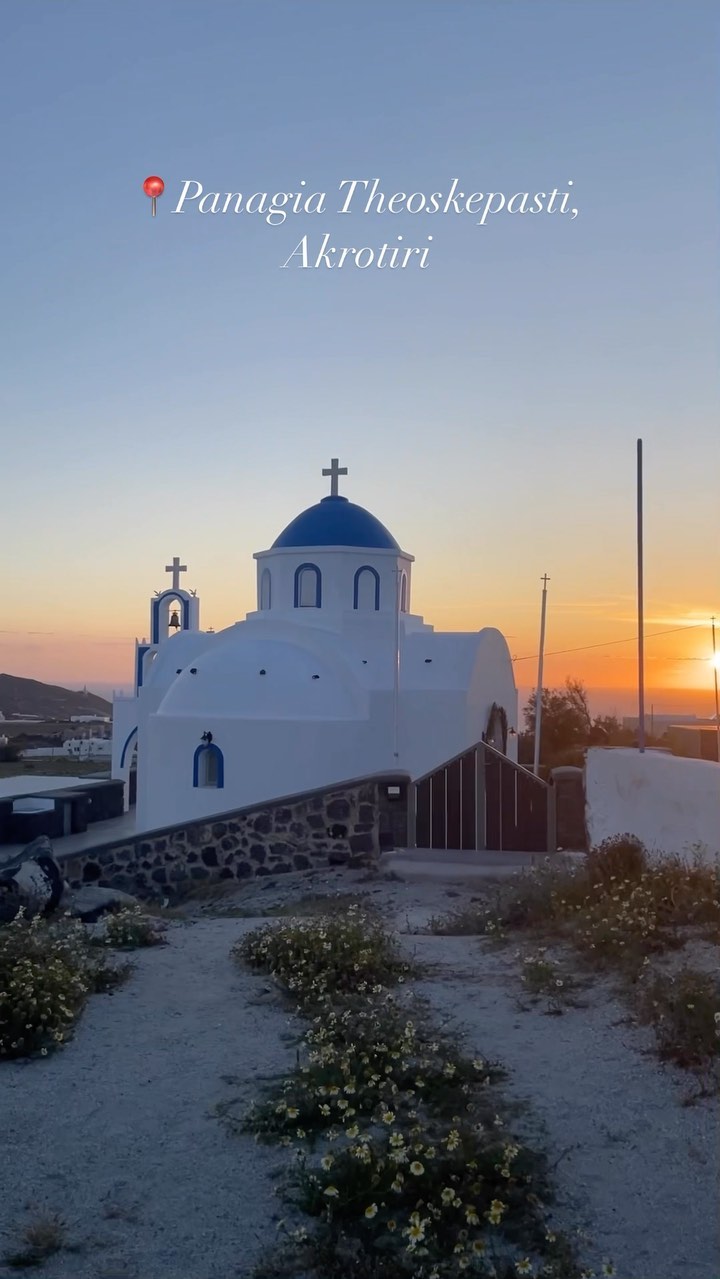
23;738;112;761
112;461;518;830
70;714;111;724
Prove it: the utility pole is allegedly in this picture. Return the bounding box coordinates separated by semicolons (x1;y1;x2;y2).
637;439;645;752
533;574;550;777
712;617;720;765
392;567;401;765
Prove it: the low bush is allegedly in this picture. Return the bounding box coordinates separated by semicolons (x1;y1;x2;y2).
0;912;135;1060
100;905;165;950
238;999;504;1147
236;907;411;1006
635;965;720;1073
434;840;720;968
518;951;578;1013
0;913;91;1059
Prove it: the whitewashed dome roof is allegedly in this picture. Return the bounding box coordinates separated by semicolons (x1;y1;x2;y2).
157;633;365;721
142;630;216;691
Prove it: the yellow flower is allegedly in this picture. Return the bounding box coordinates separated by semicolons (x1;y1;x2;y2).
321;1155;334;1170
601;1264;616;1278
323;1185;339;1198
346;1124;359;1139
286;1107;299;1119
516;1260;533;1276
365;1203;378;1219
410;1161;424;1176
472;1239;486;1254
387;1218;397;1232
487;1198;506;1224
465;1207;479;1226
382;1110;395;1124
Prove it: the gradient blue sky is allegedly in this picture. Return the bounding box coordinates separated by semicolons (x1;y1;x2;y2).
2;1;718;709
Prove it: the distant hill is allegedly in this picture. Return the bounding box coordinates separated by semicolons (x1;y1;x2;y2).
0;674;112;721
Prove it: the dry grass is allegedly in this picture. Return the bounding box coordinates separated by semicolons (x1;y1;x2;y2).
4;1210;67;1268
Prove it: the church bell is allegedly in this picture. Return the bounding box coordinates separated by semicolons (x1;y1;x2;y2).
169;609;180;630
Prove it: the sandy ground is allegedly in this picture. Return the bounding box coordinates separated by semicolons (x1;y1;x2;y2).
0;919;299;1279
1;866;718;1279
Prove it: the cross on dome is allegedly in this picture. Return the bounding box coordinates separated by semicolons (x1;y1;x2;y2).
165;556;187;591
322;457;348;498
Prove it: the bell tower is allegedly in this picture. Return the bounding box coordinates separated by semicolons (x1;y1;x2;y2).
134;557;201;693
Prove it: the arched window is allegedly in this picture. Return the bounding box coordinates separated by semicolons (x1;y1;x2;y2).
192;743;224;789
353;566;380;611
260;569;272;610
400;572;408;613
294;563;322;608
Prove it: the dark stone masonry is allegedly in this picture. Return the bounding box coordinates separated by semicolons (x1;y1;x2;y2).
56;773;410;900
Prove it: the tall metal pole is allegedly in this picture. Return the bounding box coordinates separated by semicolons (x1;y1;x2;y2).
533;574;550;776
637;439;645;752
712;616;720;765
392;567;401;764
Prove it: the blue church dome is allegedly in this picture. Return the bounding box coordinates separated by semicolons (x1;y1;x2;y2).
273;495;400;550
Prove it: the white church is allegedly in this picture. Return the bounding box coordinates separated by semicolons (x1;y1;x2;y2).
112;461;518;831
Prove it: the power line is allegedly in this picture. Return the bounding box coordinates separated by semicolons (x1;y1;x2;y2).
511;623;709;664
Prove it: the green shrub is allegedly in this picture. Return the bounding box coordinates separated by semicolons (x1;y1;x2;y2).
239;999;504;1147
635;965;720;1073
585;834;647;889
0;913;91;1059
236;907;411;1006
100;905;165;950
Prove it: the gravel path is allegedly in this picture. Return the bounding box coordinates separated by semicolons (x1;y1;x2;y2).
0;919;298;1279
407;933;719;1279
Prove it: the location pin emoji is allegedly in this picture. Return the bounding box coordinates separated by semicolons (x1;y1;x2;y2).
143;175;165;217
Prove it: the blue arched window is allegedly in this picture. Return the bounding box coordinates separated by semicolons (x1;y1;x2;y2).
400;572;408;613
294;563;322;608
192;743;224;789
260;569;272;610
353;566;380;611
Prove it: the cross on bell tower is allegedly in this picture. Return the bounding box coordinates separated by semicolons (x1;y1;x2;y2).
165;556;187;591
322;457;348;498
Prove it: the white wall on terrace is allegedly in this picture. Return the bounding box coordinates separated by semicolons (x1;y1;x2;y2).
585;748;720;865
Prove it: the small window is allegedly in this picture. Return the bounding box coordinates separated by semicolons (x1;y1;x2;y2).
400;572;408;613
193;743;224;789
260;569;272;610
294;563;321;608
354;566;380;611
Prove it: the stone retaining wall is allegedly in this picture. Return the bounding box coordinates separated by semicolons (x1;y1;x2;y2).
57;773;410;899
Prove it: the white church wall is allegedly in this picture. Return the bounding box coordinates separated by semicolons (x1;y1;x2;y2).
139;714;385;830
399;689;473;780
585;748;720;865
253;546;413;616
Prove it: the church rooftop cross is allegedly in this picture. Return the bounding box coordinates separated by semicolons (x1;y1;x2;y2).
322;457;348;498
165;556;188;591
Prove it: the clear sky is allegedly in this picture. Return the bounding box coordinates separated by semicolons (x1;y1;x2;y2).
2;0;718;714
